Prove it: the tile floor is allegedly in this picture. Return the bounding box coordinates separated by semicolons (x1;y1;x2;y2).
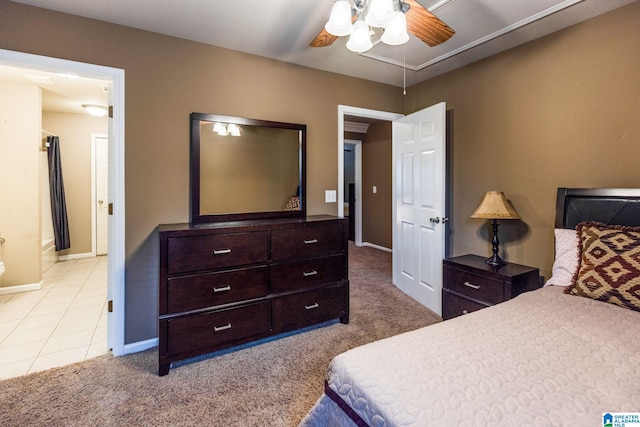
0;256;109;380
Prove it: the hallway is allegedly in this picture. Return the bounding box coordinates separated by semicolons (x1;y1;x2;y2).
0;256;108;379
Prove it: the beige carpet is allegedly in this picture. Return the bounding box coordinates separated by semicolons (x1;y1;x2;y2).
0;243;440;427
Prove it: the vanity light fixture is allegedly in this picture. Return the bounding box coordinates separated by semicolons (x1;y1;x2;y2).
82;104;108;117
213;122;241;137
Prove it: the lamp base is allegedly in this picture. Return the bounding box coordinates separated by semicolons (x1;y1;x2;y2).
485;253;506;267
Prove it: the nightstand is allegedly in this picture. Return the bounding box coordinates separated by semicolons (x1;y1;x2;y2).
442;254;542;320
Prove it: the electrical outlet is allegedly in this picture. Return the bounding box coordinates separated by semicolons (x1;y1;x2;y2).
325;190;337;203
373;186;377;194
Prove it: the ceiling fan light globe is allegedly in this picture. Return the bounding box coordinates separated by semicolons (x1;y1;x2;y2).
364;0;393;28
346;19;373;53
325;1;353;36
381;11;409;45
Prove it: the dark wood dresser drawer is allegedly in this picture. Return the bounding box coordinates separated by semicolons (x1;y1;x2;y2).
167;231;268;274
442;290;488;320
165;302;270;356
272;284;346;332
165;266;268;314
444;267;504;305
270;254;346;291
271;222;344;261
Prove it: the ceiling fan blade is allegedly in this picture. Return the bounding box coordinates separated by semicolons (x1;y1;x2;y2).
404;0;455;47
310;27;339;48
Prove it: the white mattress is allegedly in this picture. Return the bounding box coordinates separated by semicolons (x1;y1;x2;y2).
300;286;640;426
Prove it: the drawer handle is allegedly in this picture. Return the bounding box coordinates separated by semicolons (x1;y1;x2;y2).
213;323;232;332
213;248;232;255
304;239;318;245
213;285;231;293
463;281;480;290
305;303;319;310
303;270;318;277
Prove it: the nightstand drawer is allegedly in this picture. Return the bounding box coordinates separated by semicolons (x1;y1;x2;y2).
444;267;504;305
442;290;488;320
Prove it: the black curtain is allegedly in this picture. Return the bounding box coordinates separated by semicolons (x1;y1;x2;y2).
47;136;71;251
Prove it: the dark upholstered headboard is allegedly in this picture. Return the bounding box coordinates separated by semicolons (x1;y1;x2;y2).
555;188;640;229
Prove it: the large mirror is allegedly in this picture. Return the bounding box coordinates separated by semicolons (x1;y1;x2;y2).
190;113;306;224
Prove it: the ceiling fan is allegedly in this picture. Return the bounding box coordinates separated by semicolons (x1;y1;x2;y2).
310;0;455;52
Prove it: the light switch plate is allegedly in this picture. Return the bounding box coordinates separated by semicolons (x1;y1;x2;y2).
325;190;337;203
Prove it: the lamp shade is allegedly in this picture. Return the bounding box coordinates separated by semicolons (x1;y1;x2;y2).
381;11;409;45
470;191;520;219
346;19;373;53
325;1;353;36
365;0;394;28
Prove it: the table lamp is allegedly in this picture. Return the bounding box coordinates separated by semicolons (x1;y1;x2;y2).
470;191;520;267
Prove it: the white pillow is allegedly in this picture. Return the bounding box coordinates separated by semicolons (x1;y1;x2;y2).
544;228;579;287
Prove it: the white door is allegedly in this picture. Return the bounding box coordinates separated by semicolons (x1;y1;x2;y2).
392;102;446;316
96;136;108;255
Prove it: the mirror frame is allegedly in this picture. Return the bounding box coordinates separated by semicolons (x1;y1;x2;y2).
190;113;306;224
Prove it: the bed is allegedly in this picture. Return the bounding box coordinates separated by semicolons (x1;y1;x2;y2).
300;188;640;427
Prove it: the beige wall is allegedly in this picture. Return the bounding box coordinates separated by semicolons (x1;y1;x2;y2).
0;83;41;287
42;112;108;256
405;2;640;279
0;0;403;342
362;121;392;248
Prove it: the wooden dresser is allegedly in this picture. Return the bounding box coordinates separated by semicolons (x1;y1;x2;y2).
158;215;349;375
442;254;541;321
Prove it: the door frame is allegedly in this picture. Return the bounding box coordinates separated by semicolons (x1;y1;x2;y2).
0;49;126;357
337;105;404;244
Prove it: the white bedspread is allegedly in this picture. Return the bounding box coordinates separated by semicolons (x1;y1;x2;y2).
300;286;640;426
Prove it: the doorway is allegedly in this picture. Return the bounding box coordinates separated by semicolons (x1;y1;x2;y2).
337;104;449;316
337;106;403;249
0;49;125;358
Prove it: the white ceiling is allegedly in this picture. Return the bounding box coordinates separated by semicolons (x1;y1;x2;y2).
3;0;636;114
0;64;109;115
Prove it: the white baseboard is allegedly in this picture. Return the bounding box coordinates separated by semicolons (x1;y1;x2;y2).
123;337;158;355
58;252;95;261
361;242;392;253
0;281;43;295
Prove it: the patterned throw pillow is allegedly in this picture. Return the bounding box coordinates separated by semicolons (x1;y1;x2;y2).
285;196;300;211
565;221;640;312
